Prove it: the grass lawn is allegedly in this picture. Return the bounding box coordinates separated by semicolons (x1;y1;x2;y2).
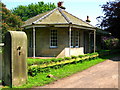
3;52;120;88
14;58;104;88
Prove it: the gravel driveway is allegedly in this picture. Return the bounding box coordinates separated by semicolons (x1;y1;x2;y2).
34;57;120;88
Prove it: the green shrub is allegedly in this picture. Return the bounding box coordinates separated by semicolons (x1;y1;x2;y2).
28;52;100;77
97;50;110;56
52;65;63;69
79;60;83;63
102;36;119;49
28;65;51;76
84;54;88;56
28;66;38;77
45;59;52;64
50;58;56;62
64;57;71;60
39;67;50;73
91;52;98;55
56;58;64;62
27;52;100;67
78;55;84;58
71;55;78;59
27;59;45;66
26;51;120;78
27;52;100;76
87;52;98;56
85;53;91;56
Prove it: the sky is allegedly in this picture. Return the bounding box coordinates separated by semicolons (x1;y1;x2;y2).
2;0;112;26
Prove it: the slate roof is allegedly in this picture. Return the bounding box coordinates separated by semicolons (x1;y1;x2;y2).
22;7;95;28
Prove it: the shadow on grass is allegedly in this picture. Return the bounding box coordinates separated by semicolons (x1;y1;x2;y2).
98;52;120;62
109;57;120;61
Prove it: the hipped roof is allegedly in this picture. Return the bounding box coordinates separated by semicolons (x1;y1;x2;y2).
22;7;95;28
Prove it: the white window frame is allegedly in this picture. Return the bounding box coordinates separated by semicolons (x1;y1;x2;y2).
70;30;80;48
71;31;74;48
50;30;58;48
75;31;80;48
29;31;33;48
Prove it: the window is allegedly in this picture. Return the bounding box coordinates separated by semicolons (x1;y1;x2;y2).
75;31;80;47
29;31;33;48
70;30;80;48
71;31;74;47
50;30;57;48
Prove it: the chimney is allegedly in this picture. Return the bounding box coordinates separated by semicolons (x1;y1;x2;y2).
57;1;66;9
86;16;91;23
57;1;63;7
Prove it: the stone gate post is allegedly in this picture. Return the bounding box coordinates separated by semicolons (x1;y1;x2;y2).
2;31;27;87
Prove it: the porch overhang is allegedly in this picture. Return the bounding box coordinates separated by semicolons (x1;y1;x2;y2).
23;23;96;31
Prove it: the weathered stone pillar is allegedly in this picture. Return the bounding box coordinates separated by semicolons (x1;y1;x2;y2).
2;31;27;87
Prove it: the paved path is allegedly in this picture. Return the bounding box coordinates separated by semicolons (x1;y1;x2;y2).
34;57;120;88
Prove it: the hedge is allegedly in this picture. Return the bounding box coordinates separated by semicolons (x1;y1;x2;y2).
27;49;120;76
98;49;120;56
27;52;99;66
28;52;99;76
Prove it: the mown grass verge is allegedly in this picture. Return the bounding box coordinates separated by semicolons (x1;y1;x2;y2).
14;58;103;88
12;52;120;88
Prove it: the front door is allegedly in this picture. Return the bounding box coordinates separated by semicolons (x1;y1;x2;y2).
84;31;89;54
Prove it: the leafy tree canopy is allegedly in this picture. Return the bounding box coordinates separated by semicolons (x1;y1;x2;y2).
97;0;120;39
0;2;23;35
11;1;56;21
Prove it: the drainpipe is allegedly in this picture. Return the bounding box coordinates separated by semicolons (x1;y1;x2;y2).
33;27;36;58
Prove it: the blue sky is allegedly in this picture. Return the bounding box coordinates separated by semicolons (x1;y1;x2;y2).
2;0;112;26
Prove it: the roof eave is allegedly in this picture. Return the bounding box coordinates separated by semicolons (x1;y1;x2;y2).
23;23;96;31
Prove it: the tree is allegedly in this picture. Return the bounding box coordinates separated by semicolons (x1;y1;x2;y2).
0;2;23;36
11;1;56;21
97;0;120;39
